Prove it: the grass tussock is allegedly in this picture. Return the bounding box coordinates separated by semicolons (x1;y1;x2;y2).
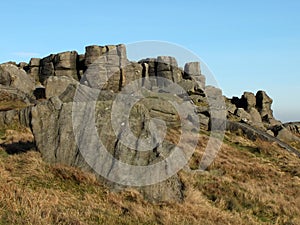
0;129;299;224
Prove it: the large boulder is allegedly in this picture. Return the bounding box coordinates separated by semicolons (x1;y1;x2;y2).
0;63;35;95
31;88;198;202
31;97;81;165
0;85;35;111
234;107;264;129
184;62;205;89
256;90;274;119
248;107;264;129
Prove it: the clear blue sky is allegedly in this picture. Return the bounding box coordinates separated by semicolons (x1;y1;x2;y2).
1;0;299;122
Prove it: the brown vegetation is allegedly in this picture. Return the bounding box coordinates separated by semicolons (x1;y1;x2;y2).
0;128;299;224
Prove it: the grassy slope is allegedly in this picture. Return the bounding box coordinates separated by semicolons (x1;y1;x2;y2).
0;128;299;225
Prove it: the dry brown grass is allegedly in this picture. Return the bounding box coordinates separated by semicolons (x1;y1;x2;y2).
0;128;299;224
187;132;300;224
0;101;29;111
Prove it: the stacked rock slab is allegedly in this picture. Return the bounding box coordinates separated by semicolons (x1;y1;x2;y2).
84;45;127;92
184;62;206;90
27;58;40;82
39;51;79;84
53;51;78;79
139;57;186;88
156;56;181;86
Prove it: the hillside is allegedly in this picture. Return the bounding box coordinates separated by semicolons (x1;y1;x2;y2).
0;44;300;224
0;126;299;224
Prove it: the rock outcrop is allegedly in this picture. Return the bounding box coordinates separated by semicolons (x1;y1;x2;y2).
229;90;281;129
184;62;206;90
284;122;300;136
1;42;298;203
0;63;35;95
39;51;79;84
30;90;195;201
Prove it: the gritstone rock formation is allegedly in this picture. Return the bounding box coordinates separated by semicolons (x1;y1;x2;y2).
0;43;299;202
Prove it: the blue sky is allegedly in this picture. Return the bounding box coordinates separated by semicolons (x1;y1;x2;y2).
1;0;299;122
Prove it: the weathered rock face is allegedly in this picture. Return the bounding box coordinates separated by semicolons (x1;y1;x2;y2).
0;85;35;111
139;58;156;77
5;43;293;203
177;79;199;95
84;44;127;92
121;62;143;89
231;92;256;111
0;66;11;85
53;51;78;78
226;100;237;115
27;58;40;82
30;89;197;202
272;125;300;143
256;90;273;119
284;122;300;136
248;107;264;129
0;107;32;128
138;57;183;88
156;56;181;86
235;108;251;122
242;92;256;110
39;55;55;83
39;51;79;83
44;76;78;99
31;97;82;166
184;62;206;90
0;63;35;95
